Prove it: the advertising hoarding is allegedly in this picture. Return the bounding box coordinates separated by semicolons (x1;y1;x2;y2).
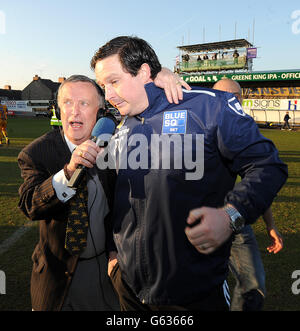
182;71;300;84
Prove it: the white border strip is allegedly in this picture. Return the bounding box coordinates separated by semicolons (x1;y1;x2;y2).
183;89;216;97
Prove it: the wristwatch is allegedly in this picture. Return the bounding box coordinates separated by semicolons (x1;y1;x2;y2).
223;205;245;233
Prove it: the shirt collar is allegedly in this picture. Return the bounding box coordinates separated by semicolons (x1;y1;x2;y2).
64;135;77;153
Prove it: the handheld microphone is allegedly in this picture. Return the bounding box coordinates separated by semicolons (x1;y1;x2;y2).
67;116;116;189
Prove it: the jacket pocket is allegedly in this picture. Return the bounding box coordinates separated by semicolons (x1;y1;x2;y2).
31;245;46;274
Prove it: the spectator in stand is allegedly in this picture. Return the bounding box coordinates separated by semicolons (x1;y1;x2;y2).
233;50;239;65
203;53;209;68
183;54;190;69
197;55;203;70
212;53;218;67
213;78;284;311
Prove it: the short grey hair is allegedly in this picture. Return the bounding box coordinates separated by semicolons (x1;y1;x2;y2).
56;74;105;108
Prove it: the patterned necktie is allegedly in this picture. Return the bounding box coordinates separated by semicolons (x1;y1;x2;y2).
65;174;89;255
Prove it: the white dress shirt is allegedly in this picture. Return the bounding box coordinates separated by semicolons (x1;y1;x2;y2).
52;135;77;202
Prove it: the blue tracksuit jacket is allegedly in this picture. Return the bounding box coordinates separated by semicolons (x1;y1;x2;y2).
110;83;288;305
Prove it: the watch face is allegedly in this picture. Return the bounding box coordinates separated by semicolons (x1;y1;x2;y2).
224;206;245;233
234;216;244;231
231;213;246;233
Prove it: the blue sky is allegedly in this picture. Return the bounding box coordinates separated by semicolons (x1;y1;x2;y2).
0;0;300;90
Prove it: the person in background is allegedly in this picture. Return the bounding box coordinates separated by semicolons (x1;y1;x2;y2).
49;104;62;130
282;111;292;131
213;78;284;311
0;101;9;145
233;50;239;65
91;36;287;311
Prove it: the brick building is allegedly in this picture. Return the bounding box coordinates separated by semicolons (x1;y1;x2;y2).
22;75;65;100
0;76;66;101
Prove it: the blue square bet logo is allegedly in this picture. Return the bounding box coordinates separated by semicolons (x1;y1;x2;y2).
162;110;187;134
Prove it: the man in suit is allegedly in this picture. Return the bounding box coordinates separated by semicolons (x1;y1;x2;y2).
18;75;120;311
18;71;188;311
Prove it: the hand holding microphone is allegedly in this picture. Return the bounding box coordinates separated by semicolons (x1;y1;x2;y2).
66;140;101;176
67;116;117;189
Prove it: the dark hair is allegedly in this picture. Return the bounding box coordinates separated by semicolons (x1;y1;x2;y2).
90;36;162;80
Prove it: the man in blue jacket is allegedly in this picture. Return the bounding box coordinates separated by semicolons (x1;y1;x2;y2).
91;36;288;311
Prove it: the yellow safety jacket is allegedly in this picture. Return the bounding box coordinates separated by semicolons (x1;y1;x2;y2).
50;108;62;126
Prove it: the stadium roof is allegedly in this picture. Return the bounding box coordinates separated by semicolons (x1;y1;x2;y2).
177;39;253;53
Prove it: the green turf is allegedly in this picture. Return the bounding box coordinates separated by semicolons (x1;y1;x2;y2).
251;129;300;311
0;118;299;310
0;118;50;242
0;117;50;310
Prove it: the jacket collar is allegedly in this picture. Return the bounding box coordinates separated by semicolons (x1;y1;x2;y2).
139;82;171;118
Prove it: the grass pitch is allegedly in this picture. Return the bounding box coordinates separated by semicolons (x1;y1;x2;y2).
0;117;299;311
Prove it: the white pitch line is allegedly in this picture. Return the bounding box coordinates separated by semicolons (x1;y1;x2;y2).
0;223;34;256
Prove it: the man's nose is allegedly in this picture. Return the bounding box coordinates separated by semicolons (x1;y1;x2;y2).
105;86;115;101
71;103;80;116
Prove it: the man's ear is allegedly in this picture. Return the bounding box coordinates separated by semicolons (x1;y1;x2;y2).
138;63;152;83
